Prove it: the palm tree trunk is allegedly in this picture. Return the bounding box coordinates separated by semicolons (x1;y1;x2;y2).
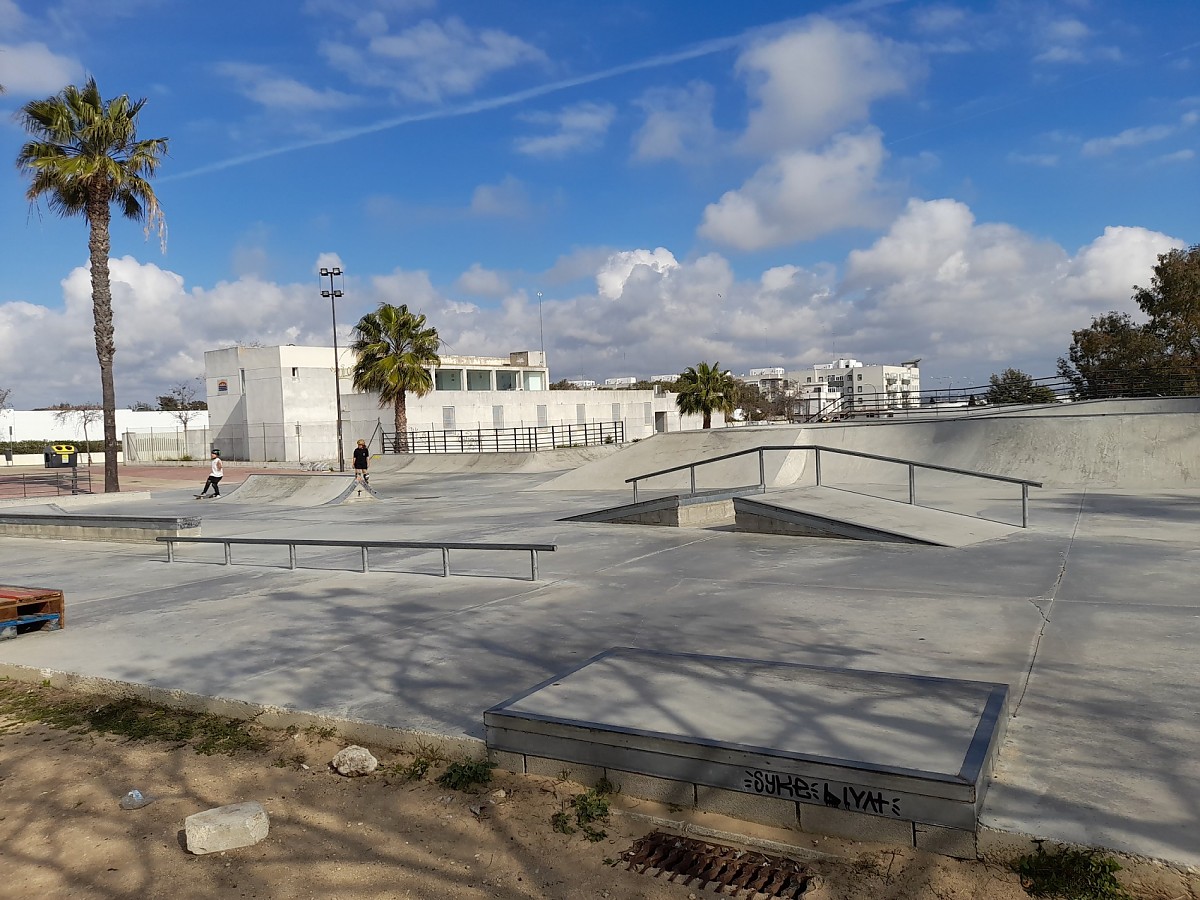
88;199;120;492
703;411;712;429
394;393;409;453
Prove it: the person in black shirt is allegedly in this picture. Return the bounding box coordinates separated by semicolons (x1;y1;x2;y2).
352;439;370;484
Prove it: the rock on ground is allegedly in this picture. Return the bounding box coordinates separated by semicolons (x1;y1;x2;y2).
331;745;378;776
184;801;270;855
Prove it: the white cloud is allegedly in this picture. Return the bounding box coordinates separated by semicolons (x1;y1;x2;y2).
1081;111;1198;157
469;176;529;217
1007;152;1060;167
1032;16;1121;64
631;81;718;162
595;248;679;301
515;102;615;158
323;16;545;102
454;264;510;297
0;42;83;96
840;199;1181;368
216;63;358;112
0;210;1183;407
736;18;922;154
0;0;26;30
699;129;892;250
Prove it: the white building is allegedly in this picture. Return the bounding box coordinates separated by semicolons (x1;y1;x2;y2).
602;377;638;388
191;344;720;462
787;358;921;419
566;379;597;389
739;366;788;400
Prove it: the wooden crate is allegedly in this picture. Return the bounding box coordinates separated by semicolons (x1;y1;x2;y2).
0;585;66;635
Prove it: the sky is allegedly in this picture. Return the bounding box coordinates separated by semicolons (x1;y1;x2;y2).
0;0;1197;408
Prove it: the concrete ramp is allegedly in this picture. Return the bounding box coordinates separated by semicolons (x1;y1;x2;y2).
370;445;618;475
562;486;764;528
222;474;376;506
539;426;807;492
735;487;1020;547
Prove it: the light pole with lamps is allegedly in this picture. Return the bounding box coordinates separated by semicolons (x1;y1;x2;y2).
320;266;346;472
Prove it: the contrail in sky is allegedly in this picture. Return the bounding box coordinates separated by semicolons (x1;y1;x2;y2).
165;34;745;182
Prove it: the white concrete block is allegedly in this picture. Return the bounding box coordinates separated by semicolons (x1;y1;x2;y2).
604;770;695;806
524;755;605;785
800;804;913;844
914;823;977;859
185;801;270;855
695;785;799;829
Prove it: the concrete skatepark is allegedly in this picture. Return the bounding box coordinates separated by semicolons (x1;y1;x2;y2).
1;398;1199;868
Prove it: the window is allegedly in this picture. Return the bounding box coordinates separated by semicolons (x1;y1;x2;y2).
239;369;246;392
492;406;504;429
644;401;653;425
537;405;548;427
442;407;456;430
576;404;587;424
806;377;812;383
495;370;516;391
291;367;299;378
857;373;863;381
611;402;621;422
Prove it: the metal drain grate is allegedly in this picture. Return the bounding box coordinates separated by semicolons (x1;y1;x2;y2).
621;831;814;898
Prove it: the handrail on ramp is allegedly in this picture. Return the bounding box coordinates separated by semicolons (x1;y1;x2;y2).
156;536;556;581
625;444;1043;528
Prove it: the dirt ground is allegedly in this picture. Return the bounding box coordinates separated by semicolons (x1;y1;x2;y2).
1;690;1189;900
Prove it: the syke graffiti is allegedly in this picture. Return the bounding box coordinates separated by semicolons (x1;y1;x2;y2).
743;769;903;817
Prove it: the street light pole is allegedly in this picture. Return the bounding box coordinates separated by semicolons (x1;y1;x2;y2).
320;266;346;472
536;291;544;355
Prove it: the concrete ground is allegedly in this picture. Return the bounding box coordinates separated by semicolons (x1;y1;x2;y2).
0;413;1198;868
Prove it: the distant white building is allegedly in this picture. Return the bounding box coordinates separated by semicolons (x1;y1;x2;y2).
787;358;921;419
566;379;597;389
739;366;788;400
602;377;638;388
166;345;722;463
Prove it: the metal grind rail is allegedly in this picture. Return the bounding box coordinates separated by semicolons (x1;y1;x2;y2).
627;444;1043;527
156;537;556;581
622;831;813;898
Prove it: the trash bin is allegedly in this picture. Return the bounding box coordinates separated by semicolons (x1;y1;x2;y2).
3;449;11;464
44;444;78;468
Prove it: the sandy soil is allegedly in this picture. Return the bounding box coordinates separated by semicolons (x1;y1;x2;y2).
0;700;1097;900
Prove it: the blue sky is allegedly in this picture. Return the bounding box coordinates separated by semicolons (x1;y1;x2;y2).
0;0;1197;407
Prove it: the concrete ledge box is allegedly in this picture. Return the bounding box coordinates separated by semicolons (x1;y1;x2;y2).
485;647;1008;850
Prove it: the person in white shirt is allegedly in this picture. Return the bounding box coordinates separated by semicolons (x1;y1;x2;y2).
196;449;224;498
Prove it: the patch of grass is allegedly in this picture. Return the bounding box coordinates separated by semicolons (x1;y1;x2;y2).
551;784;612;842
0;683;267;757
436;759;494;791
304;724;337;739
1013;843;1132;900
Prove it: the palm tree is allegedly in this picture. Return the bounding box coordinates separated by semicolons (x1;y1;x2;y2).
16;78;168;493
350;303;441;453
675;361;737;429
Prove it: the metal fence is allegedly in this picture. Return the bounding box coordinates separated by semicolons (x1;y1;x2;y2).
383;421;625;454
0;468;93;500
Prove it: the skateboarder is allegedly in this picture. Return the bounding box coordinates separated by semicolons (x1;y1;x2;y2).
196;449;224;498
352;439;370;485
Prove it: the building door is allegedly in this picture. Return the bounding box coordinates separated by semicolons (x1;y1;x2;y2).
655;411;667;433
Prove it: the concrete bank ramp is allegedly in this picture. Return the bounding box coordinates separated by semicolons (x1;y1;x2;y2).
370;445;618;475
539;426;808;492
222;474;376;506
808;398;1200;488
735;487;1020;547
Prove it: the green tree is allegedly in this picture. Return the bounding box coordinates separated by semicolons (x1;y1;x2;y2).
16;78;168;492
1135;244;1200;375
984;368;1058;405
674;361;736;429
350;303;441;453
1057;313;1164;399
1058;244;1200;398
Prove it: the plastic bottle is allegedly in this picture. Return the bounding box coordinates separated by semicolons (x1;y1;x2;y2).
119;789;154;810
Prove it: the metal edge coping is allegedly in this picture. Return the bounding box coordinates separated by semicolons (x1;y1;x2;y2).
957;684;1009;785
